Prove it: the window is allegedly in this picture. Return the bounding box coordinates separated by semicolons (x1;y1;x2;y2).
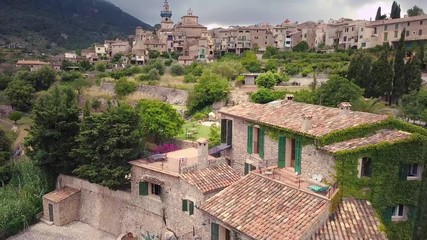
406;31;409;37
394;31;398;38
343;36;347;42
244;163;256;175
374;27;377;34
407;163;423;180
384;25;387;31
361;42;366;47
253;127;260;154
395;24;399;30
421;20;424;25
384;32;388;41
351;27;354;31
419;29;423;36
392;205;408;221
359;157;372;177
361;28;364;32
182;199;195;215
408;22;411;26
151;183;161;196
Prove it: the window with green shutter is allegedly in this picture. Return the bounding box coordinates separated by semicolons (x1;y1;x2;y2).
244;163;250;175
259;128;265;159
182;199;188;211
295;138;302;174
226;120;233;145
189;201;194;215
221;119;227;144
399;163;410;180
211;223;219;240
139;181;148;196
383;207;394;222
278;136;286;168
247;125;253;154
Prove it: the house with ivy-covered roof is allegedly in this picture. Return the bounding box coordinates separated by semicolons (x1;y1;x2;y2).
206;99;427;240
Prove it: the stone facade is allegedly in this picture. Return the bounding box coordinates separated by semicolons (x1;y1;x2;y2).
42;188;80;226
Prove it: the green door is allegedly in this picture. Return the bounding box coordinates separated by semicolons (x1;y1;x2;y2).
247;125;253;154
259;128;265;159
295;138;302;174
211;223;219;240
278;136;286;168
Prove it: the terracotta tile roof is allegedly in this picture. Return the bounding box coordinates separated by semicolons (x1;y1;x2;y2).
181;164;240;194
219;101;388;137
43;187;80;203
16;60;49;65
199;173;329;240
311;198;387;240
323;129;411;153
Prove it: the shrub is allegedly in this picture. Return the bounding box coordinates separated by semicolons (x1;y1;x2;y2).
250;88;286;104
171;64;185;76
61;71;83;82
184;74;197;83
138;74;150;81
8;111;22;124
148;69;160;81
95;62;107;72
235;75;245;87
164;59;173;66
152;143;180;154
114;78;137;97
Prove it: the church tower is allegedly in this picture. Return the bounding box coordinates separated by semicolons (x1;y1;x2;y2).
160;0;174;30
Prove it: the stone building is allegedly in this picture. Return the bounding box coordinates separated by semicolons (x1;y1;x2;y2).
203;99;427;239
15;60;49;71
42;187;80;226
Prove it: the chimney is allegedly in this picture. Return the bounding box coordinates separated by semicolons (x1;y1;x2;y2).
337;102;352;114
301;114;313;131
197;138;209;165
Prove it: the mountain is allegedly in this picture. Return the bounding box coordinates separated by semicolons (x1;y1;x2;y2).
0;0;152;51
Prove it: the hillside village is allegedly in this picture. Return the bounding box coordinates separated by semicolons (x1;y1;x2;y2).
1;1;427;240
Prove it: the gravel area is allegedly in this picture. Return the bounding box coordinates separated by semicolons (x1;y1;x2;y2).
8;221;116;240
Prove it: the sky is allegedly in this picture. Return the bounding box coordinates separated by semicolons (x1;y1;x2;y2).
107;0;427;28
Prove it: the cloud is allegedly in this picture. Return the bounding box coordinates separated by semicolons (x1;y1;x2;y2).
107;0;427;26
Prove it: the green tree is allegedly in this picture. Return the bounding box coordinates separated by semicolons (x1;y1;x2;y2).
148;68;160;80
72;104;143;189
241;51;262;73
72;78;92;96
0;74;12;90
79;60;92;71
316;75;364;107
187;72;231;115
250;88;285;104
148;50;160;59
32;66;57;91
137;99;184;142
403;53;422;94
294;89;316;104
371;50;393;100
111;53;123;63
145;60;165;75
399;88;427;123
391;1;401;19
61;71;83;82
5;80;35;112
171;63;185;76
293;41;309;52
393;30;407;103
8;111;22;125
95;62;107;72
25;87;80;175
350;97;391;115
407;5;424;16
263;46;279;59
265;59;279;72
209;61;244;80
208;125;221;148
347;52;373;93
114;78;137;97
0;129;11;166
256;71;280;89
375;7;382;20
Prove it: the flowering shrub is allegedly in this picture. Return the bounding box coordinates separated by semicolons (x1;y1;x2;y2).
152;143;179;154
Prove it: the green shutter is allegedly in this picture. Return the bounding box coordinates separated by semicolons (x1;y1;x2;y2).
278;136;286;168
227;120;233;145
182;199;188;211
247;125;253;154
189;201;194;215
221;119;227;144
408;206;417;224
295;138;302;174
399;163;410;180
383;207;394;222
139;182;148;196
211;223;219;240
259;128;265;159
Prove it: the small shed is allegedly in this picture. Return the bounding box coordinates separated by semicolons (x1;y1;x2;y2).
242;73;261;85
43;186;81;226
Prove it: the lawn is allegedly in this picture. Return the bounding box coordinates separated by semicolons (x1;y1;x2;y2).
177;121;211;140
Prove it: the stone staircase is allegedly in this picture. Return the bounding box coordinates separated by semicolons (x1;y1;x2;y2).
273;168;302;187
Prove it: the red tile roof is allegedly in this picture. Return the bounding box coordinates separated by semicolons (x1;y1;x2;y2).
181;164;240;194
323;129;411;153
311;198;387;239
199;173;329;240
43;187;80;203
16;60;49;65
220;101;388;137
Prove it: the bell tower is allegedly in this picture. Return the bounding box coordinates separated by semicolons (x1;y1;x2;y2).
160;0;173;30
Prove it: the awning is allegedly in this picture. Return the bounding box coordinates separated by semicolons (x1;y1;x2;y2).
208;143;231;156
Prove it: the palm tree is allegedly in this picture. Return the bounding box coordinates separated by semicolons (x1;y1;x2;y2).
350;97;392;115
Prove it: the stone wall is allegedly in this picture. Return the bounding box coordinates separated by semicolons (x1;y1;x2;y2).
58;192;80;226
301;145;336;183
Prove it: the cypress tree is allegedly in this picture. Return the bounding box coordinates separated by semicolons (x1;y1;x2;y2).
403;52;422;94
392;29;406;103
372;50;393;101
375;7;382;20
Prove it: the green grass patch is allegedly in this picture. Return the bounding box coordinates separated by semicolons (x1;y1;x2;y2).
177;121;211;140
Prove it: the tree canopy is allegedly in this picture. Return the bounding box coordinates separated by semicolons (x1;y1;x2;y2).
390;1;401;19
407;5;424;17
5;79;35;112
72;104;143;189
316;75;364;107
137;99;184;142
399;88;427;124
293;41;309;52
256;71;282;89
114;78;137;97
25;87;80;175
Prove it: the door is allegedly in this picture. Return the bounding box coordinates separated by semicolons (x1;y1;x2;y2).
225;229;231;240
291;139;296;168
48;203;54;222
